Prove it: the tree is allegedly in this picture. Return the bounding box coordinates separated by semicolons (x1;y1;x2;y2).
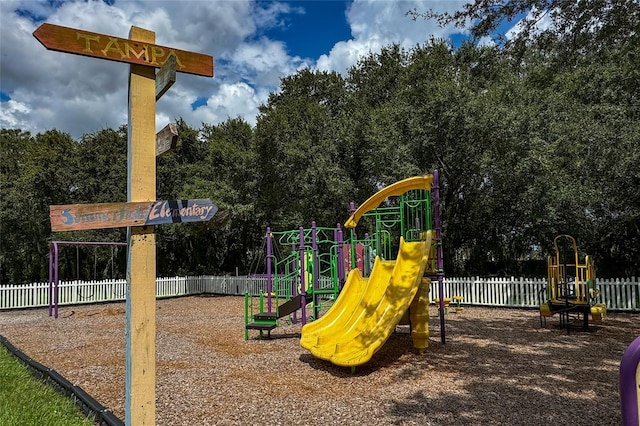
73;126;127;205
155;118;262;275
254;69;354;231
408;0;640;54
0;129;78;283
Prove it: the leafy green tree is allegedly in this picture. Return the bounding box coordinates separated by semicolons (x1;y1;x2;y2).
254;69;354;231
62;127;128;279
156;118;261;275
408;0;640;53
0;129;77;283
73;126;127;204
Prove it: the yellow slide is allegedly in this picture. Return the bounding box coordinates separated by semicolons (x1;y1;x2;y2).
344;175;433;229
300;234;431;367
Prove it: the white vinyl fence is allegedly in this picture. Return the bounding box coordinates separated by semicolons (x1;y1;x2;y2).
435;277;640;311
1;276;639;312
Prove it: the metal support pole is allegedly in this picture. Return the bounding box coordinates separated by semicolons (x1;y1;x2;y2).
433;169;446;344
337;224;345;289
312;221;319;319
299;227;306;324
266;227;272;312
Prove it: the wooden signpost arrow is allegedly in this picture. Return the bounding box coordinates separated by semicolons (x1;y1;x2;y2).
50;199;218;231
155;123;178;156
155;54;177;100
33;23;213;76
35;22;214;426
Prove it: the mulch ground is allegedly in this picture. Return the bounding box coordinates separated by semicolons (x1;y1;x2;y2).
0;296;638;425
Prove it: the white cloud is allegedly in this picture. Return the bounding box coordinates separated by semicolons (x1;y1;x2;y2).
505;7;556;40
0;0;471;139
316;38;381;75
227;37;311;87
315;0;466;74
0;99;31;129
194;82;266;127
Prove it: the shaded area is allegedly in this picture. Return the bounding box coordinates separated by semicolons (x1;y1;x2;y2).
384;312;633;425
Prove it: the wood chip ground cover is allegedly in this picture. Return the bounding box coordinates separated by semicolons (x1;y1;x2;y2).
0;296;637;425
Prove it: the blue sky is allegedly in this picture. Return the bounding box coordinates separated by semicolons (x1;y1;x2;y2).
0;1;529;139
260;0;353;59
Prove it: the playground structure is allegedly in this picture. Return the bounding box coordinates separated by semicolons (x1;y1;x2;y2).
245;173;446;352
433;296;464;315
539;234;606;332
299;173;445;368
244;224;344;339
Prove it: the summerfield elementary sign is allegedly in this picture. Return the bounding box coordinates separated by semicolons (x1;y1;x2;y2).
50;199;218;231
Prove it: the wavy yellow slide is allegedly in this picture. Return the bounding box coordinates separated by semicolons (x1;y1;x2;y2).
300;233;431;367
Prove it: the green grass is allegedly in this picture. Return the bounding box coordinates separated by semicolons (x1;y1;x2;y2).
0;345;94;426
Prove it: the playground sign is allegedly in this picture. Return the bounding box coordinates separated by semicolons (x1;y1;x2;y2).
33;23;213;77
34;21;214;426
50;199;218;231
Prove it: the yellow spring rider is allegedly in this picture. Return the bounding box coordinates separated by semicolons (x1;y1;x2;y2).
539;235;606;331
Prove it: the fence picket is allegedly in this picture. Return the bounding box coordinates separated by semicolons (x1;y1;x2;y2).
1;276;639;312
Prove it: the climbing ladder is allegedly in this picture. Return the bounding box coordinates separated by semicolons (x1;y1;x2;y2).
245;293;311;339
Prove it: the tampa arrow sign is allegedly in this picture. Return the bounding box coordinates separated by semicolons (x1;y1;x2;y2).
50;199;218;231
33;23;214;77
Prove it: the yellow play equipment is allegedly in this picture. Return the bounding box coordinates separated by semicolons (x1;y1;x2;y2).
300;174;443;369
539;235;606;331
432;296;464;315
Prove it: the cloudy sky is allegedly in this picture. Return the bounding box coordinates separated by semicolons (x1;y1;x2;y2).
0;0;511;139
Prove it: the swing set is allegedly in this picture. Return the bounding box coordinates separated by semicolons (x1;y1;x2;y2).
48;240;127;318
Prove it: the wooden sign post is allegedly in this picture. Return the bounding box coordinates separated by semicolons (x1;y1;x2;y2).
33;23;213;76
50;199;218;231
34;22;214;426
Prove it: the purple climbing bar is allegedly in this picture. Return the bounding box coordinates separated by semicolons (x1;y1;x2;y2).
312;221;319;319
349;202;357;270
336;224;345;290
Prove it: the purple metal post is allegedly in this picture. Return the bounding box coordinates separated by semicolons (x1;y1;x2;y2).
48;244;56;317
620;335;640;425
336;224;345;289
291;244;298;323
291;245;297;295
312;221;319;319
48;241;127;319
333;226;338;281
364;232;369;276
266;227;272;312
298;227;307;325
349;201;357;270
433;170;446;344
